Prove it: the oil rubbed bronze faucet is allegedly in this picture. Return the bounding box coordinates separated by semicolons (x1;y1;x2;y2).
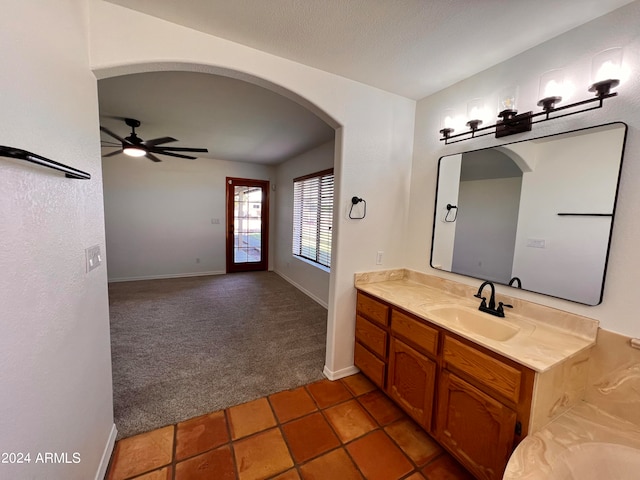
474;280;512;318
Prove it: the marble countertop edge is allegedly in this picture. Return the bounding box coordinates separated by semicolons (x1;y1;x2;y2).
354;269;598;373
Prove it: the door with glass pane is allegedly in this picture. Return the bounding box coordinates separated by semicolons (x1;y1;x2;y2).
226;178;269;272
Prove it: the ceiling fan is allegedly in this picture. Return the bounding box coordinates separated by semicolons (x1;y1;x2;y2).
100;117;208;162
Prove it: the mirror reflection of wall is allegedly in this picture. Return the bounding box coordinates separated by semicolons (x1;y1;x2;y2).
431;123;626;305
452;150;523;283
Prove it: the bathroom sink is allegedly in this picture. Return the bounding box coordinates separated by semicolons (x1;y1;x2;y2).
427;306;520;341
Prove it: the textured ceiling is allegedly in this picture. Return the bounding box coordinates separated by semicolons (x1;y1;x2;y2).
98;72;335;165
106;0;634;100
99;0;633;165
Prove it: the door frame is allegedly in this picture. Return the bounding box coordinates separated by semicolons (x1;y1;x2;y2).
225;177;270;273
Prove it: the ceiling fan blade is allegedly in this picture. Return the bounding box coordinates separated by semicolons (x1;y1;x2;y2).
100;126;128;144
145;152;163;163
102;149;123;158
153;146;209;153
142;136;177;147
155;151;197;160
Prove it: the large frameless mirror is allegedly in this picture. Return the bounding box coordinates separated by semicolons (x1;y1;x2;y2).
431;122;627;305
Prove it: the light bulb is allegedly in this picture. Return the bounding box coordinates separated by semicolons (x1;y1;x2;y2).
589;47;622;96
123;146;146;157
592;48;622;84
466;98;485;130
441;109;456;131
498;86;518;116
538;69;564;111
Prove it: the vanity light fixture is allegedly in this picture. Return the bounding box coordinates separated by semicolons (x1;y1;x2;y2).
440;49;622;145
439;108;457;141
466;98;485;134
589;47;622;96
537;69;565;112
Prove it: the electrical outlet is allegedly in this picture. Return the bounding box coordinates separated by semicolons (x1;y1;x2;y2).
85;245;102;273
211;218;220;224
376;251;384;265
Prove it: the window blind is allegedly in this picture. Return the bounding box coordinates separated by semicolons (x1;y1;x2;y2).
292;169;334;268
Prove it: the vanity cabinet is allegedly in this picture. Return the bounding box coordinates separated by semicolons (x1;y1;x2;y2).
354;290;535;480
354;293;390;388
388;337;436;430
437;371;517;479
437;335;526;479
388;308;439;430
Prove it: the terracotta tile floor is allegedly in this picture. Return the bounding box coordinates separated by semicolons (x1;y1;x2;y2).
106;374;474;480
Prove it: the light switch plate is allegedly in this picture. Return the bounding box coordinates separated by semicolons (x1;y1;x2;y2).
86;245;102;272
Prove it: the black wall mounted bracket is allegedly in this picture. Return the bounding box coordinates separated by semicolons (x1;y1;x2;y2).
0;145;91;180
349;196;366;219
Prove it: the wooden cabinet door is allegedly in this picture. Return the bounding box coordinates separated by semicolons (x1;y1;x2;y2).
387;337;436;430
437;371;516;480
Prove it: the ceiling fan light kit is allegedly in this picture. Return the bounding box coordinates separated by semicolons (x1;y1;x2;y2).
123;146;146;157
100;117;208;162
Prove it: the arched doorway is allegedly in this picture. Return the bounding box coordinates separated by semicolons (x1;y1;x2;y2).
97;65;340;437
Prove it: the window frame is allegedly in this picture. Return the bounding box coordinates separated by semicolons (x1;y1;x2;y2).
292;168;334;269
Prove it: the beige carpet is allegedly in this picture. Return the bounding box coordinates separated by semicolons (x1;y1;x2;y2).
108;271;327;439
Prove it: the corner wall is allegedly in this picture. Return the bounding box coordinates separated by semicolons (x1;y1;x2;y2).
0;1;115;478
407;1;640;337
274;141;335;307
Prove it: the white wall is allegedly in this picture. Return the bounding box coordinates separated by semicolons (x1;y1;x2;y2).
407;0;640;336
452;176;521;283
274;141;334;307
88;0;416;378
103;155;275;281
511;125;625;304
0;1;114;479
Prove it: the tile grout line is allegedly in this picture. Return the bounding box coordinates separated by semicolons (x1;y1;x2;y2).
334;377;412;480
350;380;444;479
352;380;472;479
223;408;240;480
265;389;301;479
355;395;426;476
171;424;177;480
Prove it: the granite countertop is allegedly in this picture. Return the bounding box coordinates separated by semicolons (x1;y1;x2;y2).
355;269;598;372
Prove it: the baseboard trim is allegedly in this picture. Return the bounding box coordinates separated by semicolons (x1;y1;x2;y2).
108;271;225;283
273;270;328;309
95;423;117;480
323;364;359;381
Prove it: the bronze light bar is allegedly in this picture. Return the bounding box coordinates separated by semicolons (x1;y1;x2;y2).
439;80;619;145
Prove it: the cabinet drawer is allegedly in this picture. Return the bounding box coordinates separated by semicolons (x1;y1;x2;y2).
391;309;438;356
356;292;389;326
443;336;521;404
354;342;385;388
356;315;387;358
